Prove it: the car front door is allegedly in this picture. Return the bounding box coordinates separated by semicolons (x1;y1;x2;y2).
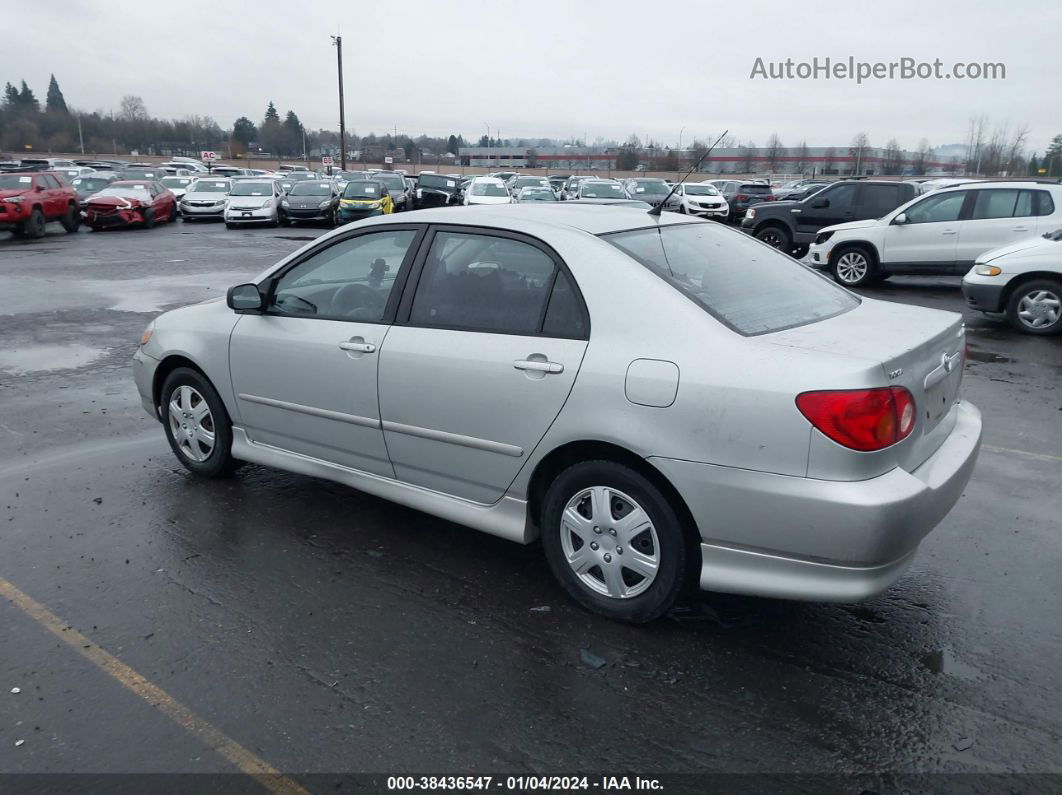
794;182;858;236
38;174;62;216
881;190;967;271
228;226;424;476
954;189;1047;267
377;227;589;504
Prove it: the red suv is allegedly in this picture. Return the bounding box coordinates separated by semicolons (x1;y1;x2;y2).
0;171;80;237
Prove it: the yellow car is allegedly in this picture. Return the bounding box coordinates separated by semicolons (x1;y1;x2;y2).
337;179;394;222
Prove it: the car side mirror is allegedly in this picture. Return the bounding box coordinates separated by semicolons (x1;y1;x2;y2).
893;212;908;225
810;197;829;208
227;283;264;313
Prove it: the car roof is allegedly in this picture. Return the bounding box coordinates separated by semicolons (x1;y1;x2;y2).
365;203;689;236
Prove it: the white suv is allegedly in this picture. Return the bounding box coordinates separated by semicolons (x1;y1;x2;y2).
806;181;1062;287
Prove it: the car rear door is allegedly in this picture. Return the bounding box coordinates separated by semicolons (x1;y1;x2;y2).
881;190;966;271
377;226;589;504
954;188;1049;267
228;225;425;476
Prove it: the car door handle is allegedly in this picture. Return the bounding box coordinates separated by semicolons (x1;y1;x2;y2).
791;208;802;213
339;341;376;353
941;229;957;235
514;359;563;374
1013;226;1030;232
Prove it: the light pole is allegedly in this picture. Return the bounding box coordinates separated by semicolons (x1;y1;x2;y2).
331;35;347;171
485;123;490;171
678;126;686;153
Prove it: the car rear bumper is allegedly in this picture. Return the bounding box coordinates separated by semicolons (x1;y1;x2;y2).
650;400;982;601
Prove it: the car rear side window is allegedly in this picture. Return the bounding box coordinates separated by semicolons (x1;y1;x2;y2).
409;232;568;335
860;184;901;213
604;223;857;336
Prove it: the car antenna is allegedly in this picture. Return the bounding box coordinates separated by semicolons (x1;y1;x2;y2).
648;129;729;217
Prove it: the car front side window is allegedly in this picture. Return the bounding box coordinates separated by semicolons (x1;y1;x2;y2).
904;191;967;224
270;229;418;322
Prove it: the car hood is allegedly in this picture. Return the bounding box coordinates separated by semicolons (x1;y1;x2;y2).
184;192;228;201
287;195;332;207
87;195;145;207
819;218;880;234
978;235;1059;263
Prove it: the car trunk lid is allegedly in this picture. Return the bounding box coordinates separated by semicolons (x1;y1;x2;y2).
765;297;965;472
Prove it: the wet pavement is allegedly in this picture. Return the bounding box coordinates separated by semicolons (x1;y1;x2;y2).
1;220;1060;790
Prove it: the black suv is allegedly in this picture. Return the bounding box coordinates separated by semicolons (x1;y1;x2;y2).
711;180;775;222
740;179;917;256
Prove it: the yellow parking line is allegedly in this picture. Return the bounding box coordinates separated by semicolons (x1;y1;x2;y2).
982;444;1062;464
0;577;310;795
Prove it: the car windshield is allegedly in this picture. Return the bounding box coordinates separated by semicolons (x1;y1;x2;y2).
419;175;456;190
74;178;114;191
629;180;669;195
0;174;34;189
161;178;192;188
191;181;231;193
683;185;719;196
374;175;403;190
515;178;547;188
581;183;625;198
604;223;858;336
125;171;159;179
230;181;273;196
343;182;383;198
286;172;317;181
471;182;508;196
290;182;333;196
521;188;555;200
96;187;151;200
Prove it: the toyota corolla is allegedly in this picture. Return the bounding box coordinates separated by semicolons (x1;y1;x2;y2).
133;205;981;623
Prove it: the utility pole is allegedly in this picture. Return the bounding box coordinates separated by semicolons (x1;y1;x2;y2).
76;113;85;154
332;35;347;171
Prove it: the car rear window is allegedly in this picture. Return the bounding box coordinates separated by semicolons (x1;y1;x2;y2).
603;223;858;336
741;184;773;194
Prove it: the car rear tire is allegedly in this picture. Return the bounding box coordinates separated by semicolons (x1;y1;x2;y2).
541;460;691;624
1005;279;1062;335
831;245;877;287
61;203;80;233
755;225;792;251
25;208;46;238
160;368;241;478
143;208;156;229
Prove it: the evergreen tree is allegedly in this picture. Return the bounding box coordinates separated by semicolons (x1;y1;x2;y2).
18;80;39;112
232;116;257;145
45;74;67;113
263;102;280;124
2;82;18;109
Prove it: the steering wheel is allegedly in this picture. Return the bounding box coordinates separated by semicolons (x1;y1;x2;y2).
332;282;379;317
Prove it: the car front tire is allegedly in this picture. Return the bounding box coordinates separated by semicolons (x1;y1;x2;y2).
830;245;877;287
61;203;80;233
541;460;691;624
1006;279;1062;335
25;208;46;238
160;368;240;478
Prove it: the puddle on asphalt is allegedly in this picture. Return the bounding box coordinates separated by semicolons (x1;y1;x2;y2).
920;647;983;680
0;344;106;375
965;348;1013;364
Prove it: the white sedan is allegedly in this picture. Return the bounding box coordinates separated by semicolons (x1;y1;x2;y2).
464;177;512;205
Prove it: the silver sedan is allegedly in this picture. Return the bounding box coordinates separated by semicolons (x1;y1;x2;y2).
132;205;981;622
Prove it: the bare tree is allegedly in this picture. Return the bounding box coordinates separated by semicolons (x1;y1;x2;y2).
966;114;988;174
882;138;903;175
765;133;784;172
794;140;810;175
1004;123;1030;176
741;140;756;174
119;95;148;122
822;147;837;175
913;138;934;175
848;132;870;175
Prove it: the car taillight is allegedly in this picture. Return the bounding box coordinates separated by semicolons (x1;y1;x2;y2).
734;193;748;202
796;387;916;452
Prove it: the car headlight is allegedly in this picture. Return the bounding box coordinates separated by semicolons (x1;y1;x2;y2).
281;200;290;208
367;201;381;209
139;320;155;347
416;189;422;199
974;263;1002;276
5;196;24;204
318;200;331;209
260;199;272;208
814;231;834;246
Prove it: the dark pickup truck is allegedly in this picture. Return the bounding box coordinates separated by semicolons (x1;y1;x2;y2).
740;179;917;256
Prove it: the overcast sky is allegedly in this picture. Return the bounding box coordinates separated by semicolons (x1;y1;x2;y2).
10;0;1061;152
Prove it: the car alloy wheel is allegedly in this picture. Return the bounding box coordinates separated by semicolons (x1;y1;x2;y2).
167;385;216;463
756;227;789;249
835;250;869;284
560;486;660;599
1017;289;1061;329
